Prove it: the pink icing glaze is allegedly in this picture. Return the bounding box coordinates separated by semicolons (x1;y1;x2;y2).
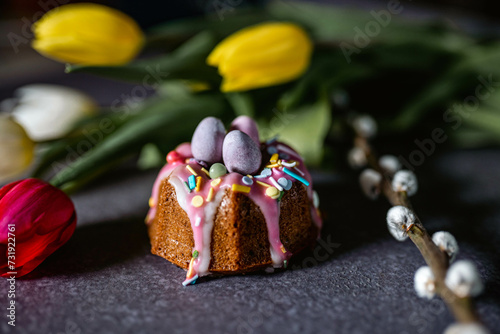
146;140;322;285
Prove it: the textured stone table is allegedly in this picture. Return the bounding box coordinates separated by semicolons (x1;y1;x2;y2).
1;149;499;334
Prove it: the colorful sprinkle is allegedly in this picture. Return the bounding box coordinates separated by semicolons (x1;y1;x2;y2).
278;191;285;202
186;165;198;176
256;180;271;188
269;176;283;191
242;176;254;186
267;146;278;155
283;260;288;269
206;187;214;202
201;167;210;176
260;168;272;177
211;178;221;187
195;176;202;192
246;175;253;178
265;163;280;168
281;161;297;168
270;153;279;163
184;181;192;193
191;195;204;207
278;177;292;191
192;250;199;259
280;244;287;253
265;187;280;199
283;167;310;186
232;184;251;193
195;216;202;227
188;175;196;190
148;197;155;208
293;166;305;176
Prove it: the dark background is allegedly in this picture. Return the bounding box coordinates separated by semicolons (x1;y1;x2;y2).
0;1;499;334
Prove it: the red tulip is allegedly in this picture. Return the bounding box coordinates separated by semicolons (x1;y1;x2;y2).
0;178;76;277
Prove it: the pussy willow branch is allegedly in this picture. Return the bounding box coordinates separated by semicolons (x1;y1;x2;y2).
354;136;481;324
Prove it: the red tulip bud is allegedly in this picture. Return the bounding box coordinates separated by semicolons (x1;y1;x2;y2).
0;178;76;277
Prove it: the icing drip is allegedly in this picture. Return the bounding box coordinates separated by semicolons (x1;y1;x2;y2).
146;141;322;284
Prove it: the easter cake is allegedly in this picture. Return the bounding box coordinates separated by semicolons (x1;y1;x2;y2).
146;116;322;285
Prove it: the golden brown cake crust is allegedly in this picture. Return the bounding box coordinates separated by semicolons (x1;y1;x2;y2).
148;177;318;274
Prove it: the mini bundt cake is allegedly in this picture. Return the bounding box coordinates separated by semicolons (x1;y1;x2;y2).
146;116;322;285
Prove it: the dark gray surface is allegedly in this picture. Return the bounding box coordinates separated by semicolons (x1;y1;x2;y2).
0;150;499;334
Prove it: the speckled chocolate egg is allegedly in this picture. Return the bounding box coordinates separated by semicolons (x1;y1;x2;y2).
230;116;260;146
191;117;226;164
222;130;262;175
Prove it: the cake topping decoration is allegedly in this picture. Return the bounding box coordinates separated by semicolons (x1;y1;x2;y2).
183;181;192;193
222;130;262;175
188;174;196;190
232;184;251;193
191;116;226;163
242;176;253;185
210;178;221;187
201;167;210;176
186;165;198;176
283;167;310;186
229;115;260;146
191;195;204;207
206;187;214;202
209;163;227;179
195;176;202;192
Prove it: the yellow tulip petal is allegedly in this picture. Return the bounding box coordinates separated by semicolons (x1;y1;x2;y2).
207;22;313;92
32;3;144;65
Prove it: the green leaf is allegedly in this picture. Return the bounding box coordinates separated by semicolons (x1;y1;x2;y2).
66;32;220;84
225;92;254;117
262;93;331;165
50;95;228;188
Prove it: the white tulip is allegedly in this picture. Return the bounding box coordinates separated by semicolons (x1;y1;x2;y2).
7;84;96;141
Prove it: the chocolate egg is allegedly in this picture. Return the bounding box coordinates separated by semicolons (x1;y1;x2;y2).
223;130;262;175
230;116;260;146
191;117;226;164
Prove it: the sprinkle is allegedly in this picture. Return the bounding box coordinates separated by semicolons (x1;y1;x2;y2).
270;153;279;163
260;168;272;177
206;187;214;202
195;176;202;192
194;216;201;227
278;177;292;190
269;176;283;191
188;175;196;190
293;167;305;176
283;167;309;186
232;184;251;193
256;180;271;188
253;174;266;179
201;167;210;176
186;258;196;278
266;163;280;168
186;165;198;176
191;195;204;207
267;146;278;155
182;274;198;286
278;191;285;201
281;161;297;168
148;197;155;208
265;187;280;199
184;181;192;193
280;244;287;253
192;250;199;259
242;176;254;186
246;175;253;178
283;260;288;269
211;178;221;187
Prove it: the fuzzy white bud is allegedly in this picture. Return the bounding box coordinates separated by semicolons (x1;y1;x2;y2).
445;260;484;298
352;114;377;138
359;169;382;200
386;206;415;241
432;231;459;263
379;155;401;175
392;170;418;196
348;147;367;169
444;323;490;334
414;266;435;299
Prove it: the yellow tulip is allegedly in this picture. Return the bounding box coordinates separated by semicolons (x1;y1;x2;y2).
0;116;35;184
32;3;144;66
207;22;313;92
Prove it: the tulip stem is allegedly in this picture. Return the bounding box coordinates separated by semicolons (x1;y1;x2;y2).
354;135;482;324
